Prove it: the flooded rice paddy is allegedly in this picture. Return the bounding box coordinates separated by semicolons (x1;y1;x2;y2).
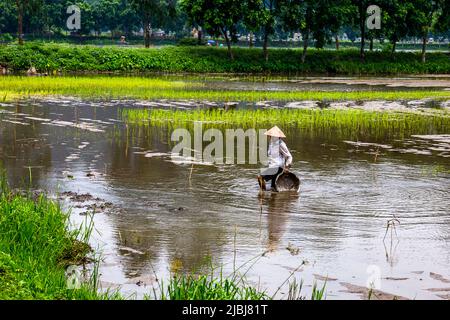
0;77;449;300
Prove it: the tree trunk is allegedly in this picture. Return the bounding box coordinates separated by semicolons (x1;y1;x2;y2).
263;28;269;62
197;27;202;45
335;34;340;50
301;30;309;63
421;36;427;63
144;19;151;48
359;1;365;61
391;40;396;53
249;32;253;48
17;0;24;45
222;28;234;60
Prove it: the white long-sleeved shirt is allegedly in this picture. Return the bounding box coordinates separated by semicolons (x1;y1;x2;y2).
267;138;293;168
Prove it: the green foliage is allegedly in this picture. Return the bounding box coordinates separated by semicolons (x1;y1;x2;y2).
1;0;448;54
177;37;203;46
0;33;14;42
1;43;449;74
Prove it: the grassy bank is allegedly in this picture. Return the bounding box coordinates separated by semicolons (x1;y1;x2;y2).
0;173;114;299
1;76;449;102
1;43;449;75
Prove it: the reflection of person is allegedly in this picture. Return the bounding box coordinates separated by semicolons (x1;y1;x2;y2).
258;126;293;191
261;192;298;251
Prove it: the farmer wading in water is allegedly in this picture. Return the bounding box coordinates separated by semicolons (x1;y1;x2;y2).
258;126;293;191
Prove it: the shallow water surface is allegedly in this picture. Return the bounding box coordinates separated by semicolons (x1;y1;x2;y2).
0;97;449;300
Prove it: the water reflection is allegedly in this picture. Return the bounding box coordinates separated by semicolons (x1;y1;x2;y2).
259;192;299;252
0;98;449;299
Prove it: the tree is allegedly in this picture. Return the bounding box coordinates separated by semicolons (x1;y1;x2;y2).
12;0;63;39
96;0;121;39
73;1;95;35
40;0;67;36
326;0;354;50
242;0;279;60
350;0;373;60
131;0;177;48
0;1;18;35
434;0;450;34
242;0;263;49
280;0;353;62
180;0;206;44
117;0;141;37
15;0;29;44
382;0;412;53
408;0;445;62
309;0;351;49
279;0;313;63
243;0;279;61
182;0;243;59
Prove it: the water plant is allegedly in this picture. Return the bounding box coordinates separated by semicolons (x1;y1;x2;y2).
0;76;449;102
158;272;269;300
151;253;325;300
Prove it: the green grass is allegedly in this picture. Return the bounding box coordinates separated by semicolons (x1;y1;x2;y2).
0;171;120;299
156;273;326;300
1;43;449;75
151;255;324;300
1;76;449;102
158;273;269;300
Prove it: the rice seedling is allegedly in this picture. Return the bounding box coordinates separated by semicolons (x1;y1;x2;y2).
121;107;450;142
0;76;449;102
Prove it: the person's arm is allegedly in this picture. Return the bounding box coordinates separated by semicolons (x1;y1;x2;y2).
280;141;293;168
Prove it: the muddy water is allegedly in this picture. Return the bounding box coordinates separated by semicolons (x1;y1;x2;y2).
202;75;450;92
1;97;449;300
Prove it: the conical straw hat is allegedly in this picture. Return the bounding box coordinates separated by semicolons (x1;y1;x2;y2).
264;126;286;138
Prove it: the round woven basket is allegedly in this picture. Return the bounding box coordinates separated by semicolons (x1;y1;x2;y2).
274;172;300;192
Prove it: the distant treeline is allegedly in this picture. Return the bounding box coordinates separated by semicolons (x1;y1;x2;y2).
0;1;449;63
1;44;449;75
